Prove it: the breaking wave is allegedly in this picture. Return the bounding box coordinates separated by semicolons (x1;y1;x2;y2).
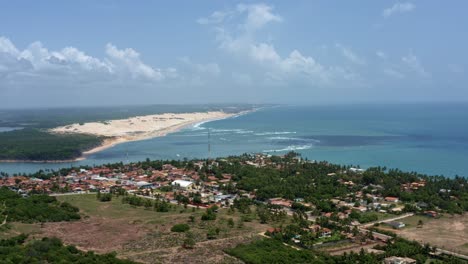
267;136;303;141
255;131;297;136
262;144;314;153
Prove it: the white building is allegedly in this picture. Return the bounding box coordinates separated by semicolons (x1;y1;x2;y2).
171;180;194;190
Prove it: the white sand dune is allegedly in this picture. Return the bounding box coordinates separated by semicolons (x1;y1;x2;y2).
50;111;236;157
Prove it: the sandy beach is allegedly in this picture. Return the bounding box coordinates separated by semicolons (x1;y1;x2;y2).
49;111;238;160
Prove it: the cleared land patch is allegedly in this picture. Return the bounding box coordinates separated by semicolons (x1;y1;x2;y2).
2;194;271;263
396;214;468;255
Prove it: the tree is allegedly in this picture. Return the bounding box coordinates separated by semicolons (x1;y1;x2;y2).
192;194;202;204
201;206;218;221
256;205;271;224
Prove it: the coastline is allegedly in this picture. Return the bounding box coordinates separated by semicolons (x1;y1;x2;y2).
82;109;254;156
0;110;253;164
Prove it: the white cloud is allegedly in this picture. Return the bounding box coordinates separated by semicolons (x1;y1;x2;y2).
384;68;405;79
249;43;281;63
376;51;387;59
199;4;356;87
0;37;20;55
196;11;231;25
0;36;175;87
105;43;166;81
179;57;220;75
237;3;282;32
402;53;429;77
383;2;415;18
448;64;464;74
336;44;366;65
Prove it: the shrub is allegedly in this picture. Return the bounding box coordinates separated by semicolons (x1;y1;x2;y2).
171;223;190;233
98;193;112;202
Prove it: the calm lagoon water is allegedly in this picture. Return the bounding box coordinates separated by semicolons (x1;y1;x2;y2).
1;103;467;177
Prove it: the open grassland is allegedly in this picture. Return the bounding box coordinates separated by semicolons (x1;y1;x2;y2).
1;194;271;263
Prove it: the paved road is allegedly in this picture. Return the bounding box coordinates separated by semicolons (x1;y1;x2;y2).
50;192;90;196
358;213;414;242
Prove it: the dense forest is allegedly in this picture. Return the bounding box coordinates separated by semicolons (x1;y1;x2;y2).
0;187;80;223
0;128;103;161
0;235;137;264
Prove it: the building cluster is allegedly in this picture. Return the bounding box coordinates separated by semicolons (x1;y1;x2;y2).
0;162;241;207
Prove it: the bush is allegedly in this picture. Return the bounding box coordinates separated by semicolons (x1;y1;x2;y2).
201;206;218;221
171;223;190;232
183;232;196;249
98;193;112;202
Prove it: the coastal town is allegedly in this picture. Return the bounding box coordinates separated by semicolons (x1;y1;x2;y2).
2;153;467;263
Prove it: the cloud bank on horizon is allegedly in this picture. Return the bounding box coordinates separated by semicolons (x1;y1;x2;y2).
0;1;466;107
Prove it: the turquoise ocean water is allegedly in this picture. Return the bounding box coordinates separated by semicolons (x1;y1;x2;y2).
1;103;467;177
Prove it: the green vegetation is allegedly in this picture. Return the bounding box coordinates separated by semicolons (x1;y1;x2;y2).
0;187;80;223
0;128;103;161
201;205;218;221
171;223;190;232
0;235;136;264
226;238;317;264
182;231;196;249
349;211;379;223
97;191;112;202
121;195;171;212
226;237;440;264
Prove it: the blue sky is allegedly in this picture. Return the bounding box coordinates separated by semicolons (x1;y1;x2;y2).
0;1;467;107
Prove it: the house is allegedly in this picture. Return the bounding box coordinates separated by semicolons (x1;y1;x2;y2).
320;228;332;238
162;164;175;171
266;227;281;234
417;202;428;209
386;221;405;229
424;210;438;218
383;256;416;264
355;206;368;212
136;181;153;189
269;198;293;208
349;167;365;173
171;180;194;190
384;197;399;203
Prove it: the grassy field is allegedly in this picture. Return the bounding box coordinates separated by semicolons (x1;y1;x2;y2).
400;215;431;228
1;194;271;263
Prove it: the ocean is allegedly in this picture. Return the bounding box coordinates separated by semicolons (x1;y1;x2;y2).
1;103;467;177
